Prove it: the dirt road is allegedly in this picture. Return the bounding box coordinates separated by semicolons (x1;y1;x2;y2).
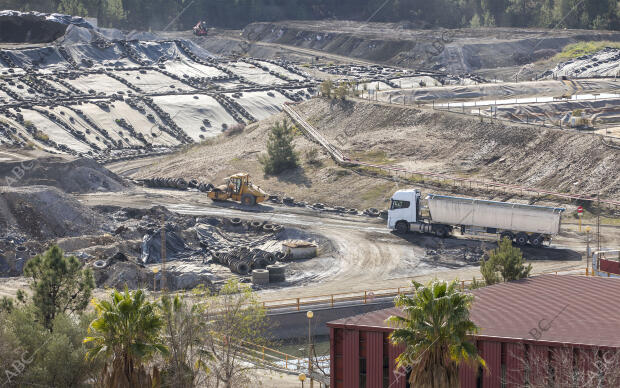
75;188;615;300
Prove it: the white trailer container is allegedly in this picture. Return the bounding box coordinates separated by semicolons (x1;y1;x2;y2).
387;189;565;246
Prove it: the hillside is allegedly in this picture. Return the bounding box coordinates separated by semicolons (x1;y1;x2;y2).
126;98;619;209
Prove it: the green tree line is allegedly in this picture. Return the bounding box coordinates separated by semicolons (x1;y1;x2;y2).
4;0;619;30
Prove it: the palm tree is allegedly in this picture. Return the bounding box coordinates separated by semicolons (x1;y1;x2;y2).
84;288;168;387
387;280;486;388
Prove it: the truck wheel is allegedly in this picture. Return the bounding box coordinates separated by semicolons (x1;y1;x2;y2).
500;231;514;243
515;232;528;246
395;221;409;234
241;194;256;206
435;227;448;238
529;234;543;247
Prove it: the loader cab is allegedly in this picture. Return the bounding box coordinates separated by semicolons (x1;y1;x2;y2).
229;176;243;194
387;189;420;229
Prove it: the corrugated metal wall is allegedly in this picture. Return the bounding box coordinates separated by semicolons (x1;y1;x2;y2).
389;342;406;388
333;328;344;388
480;340;501;388
330;328;620;388
552;346;573;386
459;363;478;388
599;258;620;275
505;342;524;387
366;331;383;388
528;345;549;386
343;329;360;388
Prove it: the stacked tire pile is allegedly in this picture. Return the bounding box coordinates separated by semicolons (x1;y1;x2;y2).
212;247;282;276
144;177;189;190
0;50;16;67
57;46;79;69
118;40;150;66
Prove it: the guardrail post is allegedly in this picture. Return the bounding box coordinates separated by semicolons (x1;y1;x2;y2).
364;291;367;304
262;346;265;361
285;355;288;369
331;295;334;308
296;298;300;311
461;281;465;290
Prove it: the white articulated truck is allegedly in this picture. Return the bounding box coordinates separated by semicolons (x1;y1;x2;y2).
387;189;565;246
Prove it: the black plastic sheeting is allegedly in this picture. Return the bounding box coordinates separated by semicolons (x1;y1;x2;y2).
0;10;94;43
140;225;189;264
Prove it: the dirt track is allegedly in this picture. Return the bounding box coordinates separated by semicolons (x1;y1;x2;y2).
71;187;617;300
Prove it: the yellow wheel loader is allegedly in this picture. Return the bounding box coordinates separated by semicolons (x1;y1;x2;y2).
206;173;268;206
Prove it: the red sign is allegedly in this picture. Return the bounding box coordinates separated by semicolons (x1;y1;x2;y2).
577;206;583;214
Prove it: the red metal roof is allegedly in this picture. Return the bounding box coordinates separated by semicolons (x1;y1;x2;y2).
327;275;620;348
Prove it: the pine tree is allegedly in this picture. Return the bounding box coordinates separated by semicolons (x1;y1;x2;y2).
23;245;95;331
259;119;299;174
479;237;531;285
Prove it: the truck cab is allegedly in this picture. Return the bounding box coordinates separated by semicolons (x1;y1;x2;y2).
388;189;420;231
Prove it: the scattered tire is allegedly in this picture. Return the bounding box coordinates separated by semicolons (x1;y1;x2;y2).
230;217;242;226
175;178;188;190
234;261;251;275
272;225;283;233
264;253;276;265
366;208;380;217
252;257;269;269
266;264;285;274
267;264;286;283
250;220;262;230
515;232;529;246
263;224;274;232
252;269;269;285
93;260;107;269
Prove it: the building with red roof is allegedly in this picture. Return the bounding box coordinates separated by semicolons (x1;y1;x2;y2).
327;275;620;388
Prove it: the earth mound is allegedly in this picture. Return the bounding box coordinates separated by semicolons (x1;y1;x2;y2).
0;10;93;43
0;155;130;193
0;185;105;240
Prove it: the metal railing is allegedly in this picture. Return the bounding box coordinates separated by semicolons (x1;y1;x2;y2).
260;267;588;312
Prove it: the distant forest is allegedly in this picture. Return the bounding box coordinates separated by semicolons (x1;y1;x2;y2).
4;0;620;31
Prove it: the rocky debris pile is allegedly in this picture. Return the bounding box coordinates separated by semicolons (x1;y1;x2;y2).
0;185;106;241
140;224;191;264
0;156;129;193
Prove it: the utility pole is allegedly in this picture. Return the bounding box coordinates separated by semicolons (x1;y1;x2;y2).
307;311;314;388
597;194;601;253
161;215;166;292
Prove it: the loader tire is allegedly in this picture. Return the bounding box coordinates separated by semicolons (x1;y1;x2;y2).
241;194;256;206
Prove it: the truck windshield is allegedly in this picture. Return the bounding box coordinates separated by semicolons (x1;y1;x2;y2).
390;200;410;210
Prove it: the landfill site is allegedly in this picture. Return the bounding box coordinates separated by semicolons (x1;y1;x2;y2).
0;10;619;304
